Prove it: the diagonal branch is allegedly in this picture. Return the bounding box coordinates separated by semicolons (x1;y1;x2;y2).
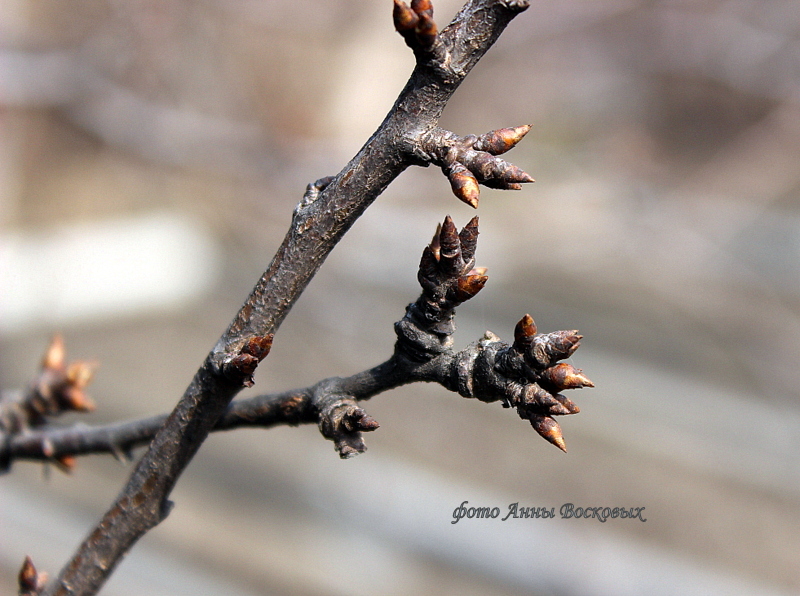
33;2;532;595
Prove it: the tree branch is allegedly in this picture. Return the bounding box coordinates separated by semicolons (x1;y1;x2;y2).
11;2;535;594
4;218;593;468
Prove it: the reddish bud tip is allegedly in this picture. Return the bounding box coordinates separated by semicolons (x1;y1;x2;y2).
393;0;418;33
43;335;65;370
415;13;438;48
452;274;488;302
55;455;77;473
411;0;433;16
19;556;44;592
474;124;532;155
530;415;567;452
541;362;595;390
66;361;96;389
447;162;480;208
242;334;274;362
513;314;537;352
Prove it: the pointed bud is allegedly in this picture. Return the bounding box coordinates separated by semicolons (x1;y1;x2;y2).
411;0;433;17
393;0;418;33
242;334;274;362
474;124;532;155
446;162;480;208
418;245;439;286
529;414;567;452
429;223;442;260
66;361;95;389
513;314;537;352
438;216;464;275
530;330;582;368
55;455;77;473
19;556;45;593
458;216;480;263
552;393;580;414
523;383;559;409
540;362;595;390
451;274;488;302
43;335;65;371
469;266;488;276
61;387;95;412
414;13;438;49
224;353;260;387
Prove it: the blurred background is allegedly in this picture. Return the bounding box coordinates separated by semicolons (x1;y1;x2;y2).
1;0;799;594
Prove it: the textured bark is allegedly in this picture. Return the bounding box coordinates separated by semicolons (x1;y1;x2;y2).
32;2;532;595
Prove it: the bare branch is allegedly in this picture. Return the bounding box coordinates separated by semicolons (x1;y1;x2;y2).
31;2;532;593
4;218;593;468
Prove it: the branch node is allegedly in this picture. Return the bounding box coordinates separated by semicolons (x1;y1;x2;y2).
223;335;274;387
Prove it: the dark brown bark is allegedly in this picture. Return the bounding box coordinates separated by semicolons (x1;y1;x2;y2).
27;2;532;595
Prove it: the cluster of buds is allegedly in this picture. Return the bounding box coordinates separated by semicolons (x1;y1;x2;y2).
317;395;380;459
0;336;95;438
417;215;486;309
440;126;535;208
18;556;46;596
393;0;438;51
396;216;488;361
503;314;594;451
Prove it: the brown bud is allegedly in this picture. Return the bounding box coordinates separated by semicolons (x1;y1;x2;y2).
411;0;433;17
61;387;95;412
513;314;537;352
541;362;595;390
466;152;534;185
438;216;464;275
242;334;274;362
55;455;77;473
447;162;480;208
529;414;567;452
451;274;488;302
418;245;439;286
66;361;95;389
458;216;479;263
344;408;380;432
393;0;418;33
474;124;532;155
523;383;558;409
429;223;442;260
224;353;260;387
19;556;45;593
530;330;582;368
43;335;65;371
552;393;580;415
415;13;438;48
